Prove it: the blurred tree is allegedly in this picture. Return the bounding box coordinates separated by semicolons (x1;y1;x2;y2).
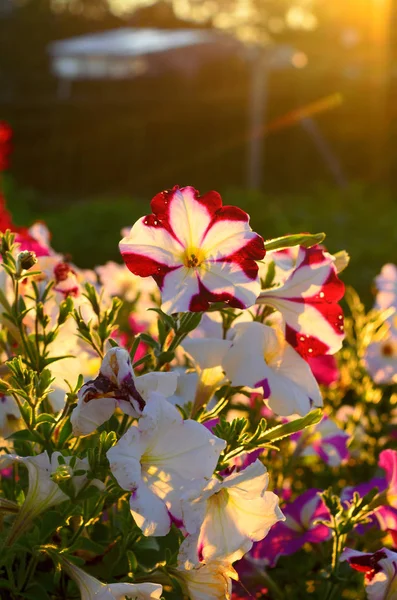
115;0;320;45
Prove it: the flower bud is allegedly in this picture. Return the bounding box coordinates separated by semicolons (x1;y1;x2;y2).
17;250;37;272
50;464;73;484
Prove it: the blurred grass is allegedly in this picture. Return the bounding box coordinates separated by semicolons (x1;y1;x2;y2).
6;176;397;306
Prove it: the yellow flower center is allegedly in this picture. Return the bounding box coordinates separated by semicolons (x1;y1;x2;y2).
381;341;397;358
182;247;206;269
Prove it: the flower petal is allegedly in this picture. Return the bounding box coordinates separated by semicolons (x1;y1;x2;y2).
258;246;345;358
71;396;117;437
130;480;172;537
189;262;260;311
120;216;182;287
160;267;201;314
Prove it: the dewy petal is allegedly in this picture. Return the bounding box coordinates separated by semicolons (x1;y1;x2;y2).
258;246;345;358
179;460;284;567
120;216;182;286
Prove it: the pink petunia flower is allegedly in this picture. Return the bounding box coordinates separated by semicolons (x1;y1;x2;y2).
249;488;331;566
119;186;265;314
257;246;345;359
308;354;339;387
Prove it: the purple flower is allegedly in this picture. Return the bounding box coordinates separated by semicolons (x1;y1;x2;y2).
250;489;331;566
293;416;350;467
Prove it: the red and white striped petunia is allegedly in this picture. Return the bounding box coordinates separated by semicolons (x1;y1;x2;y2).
257;246;345;359
119;186;265;314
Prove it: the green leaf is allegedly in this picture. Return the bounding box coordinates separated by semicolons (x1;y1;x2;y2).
179;312;203;333
36;413;57;425
256;409;323;445
127;550;138;572
264;232;326;252
138;333;159;349
108;338;119;348
148;308;176;331
56;419;73;447
43;355;76;366
68;537;106;555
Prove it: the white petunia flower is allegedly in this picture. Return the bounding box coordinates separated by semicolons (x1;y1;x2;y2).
222;321;322;416
107;393;226;537
0;451;101;544
0;395;21;438
174;562;237;600
71;347;178;436
364;337;397;385
181;337;231;415
61;556;162;599
179;459;284;567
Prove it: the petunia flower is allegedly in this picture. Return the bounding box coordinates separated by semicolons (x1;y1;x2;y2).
179;459;284;568
307;354;339;387
257;246;345;359
292;416;350;467
342;547;397;600
107;393;226;536
60;555;162;599
71;347;178;436
250;488;331;566
364;337;397;385
119;186;265;314
0;395;21;438
374;450;397;539
181;336;232;415
222;321;322;416
375;264;397;333
0;451;102;544
173;562;237;600
96;260;158;307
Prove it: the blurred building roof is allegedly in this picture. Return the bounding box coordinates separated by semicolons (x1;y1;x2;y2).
50;27;219;59
49;27;297;81
49;27;238;80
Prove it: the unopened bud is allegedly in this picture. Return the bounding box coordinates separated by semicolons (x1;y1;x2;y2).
51;464;73;484
17;250;37;272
